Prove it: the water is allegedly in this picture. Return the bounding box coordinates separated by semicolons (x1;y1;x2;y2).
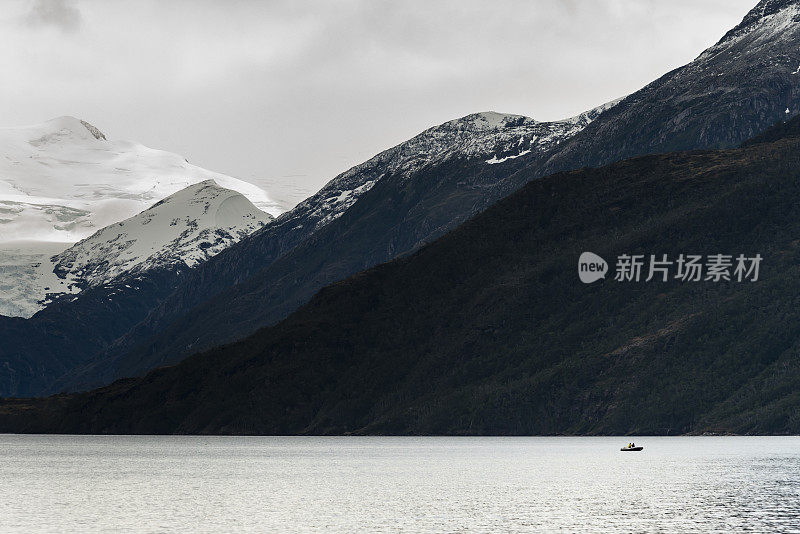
0;435;798;533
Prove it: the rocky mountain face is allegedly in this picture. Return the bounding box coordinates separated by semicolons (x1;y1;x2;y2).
0;116;279;317
291;106;619;234
66;0;800;394
6;115;800;435
536;0;800;176
7;0;800;400
0;181;271;397
54;105;619;392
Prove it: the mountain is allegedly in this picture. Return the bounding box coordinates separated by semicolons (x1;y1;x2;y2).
7;0;800;399
64;0;800;394
289;106;619;235
50;180;270;292
537;0;800;176
5;114;800;435
0;105;619;396
2;107;622;396
0;116;280;317
54;105;620;392
0;181;271;397
261;107;618;241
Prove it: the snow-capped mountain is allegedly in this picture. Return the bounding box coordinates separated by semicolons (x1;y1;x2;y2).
0;116;278;317
52;180;271;289
539;0;800;176
290;102;620;233
0;116;280;245
1;180;271;317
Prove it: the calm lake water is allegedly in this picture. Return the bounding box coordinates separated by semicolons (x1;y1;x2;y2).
0;435;798;532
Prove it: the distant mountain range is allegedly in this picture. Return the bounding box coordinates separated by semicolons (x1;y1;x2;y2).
66;0;800;395
51;179;270;292
67;105;620;392
0;116;278;317
5;111;800;435
0;102;623;396
3;0;800;419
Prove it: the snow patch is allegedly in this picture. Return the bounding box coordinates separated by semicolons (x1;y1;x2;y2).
486;149;532;164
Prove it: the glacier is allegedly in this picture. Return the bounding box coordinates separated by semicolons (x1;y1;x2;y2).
0;116;277;317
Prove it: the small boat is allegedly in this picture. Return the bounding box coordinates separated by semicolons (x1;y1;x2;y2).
620;445;643;451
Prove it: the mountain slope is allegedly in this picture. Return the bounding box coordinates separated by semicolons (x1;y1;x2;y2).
287;107;618;235
0;116;279;317
6;115;800;435
537;0;800;176
60;0;800;393
0;182;271;397
58;105;618;391
9;0;800;398
51;180;270;291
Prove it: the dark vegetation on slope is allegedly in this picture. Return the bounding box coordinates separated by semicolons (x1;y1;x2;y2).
60;0;800;392
4;116;800;435
6;0;800;399
67;156;533;391
0;268;187;396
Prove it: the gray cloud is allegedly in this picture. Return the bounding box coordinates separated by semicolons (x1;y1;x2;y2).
26;0;82;33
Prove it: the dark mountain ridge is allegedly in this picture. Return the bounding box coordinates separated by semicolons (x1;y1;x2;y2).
4;115;800;435
6;0;800;399
537;0;800;177
73;0;800;392
51;111;608;393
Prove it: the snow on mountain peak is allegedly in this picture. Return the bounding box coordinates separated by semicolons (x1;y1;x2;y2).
0;116;281;244
289;99;621;233
705;0;800;56
459;112;537;130
53;115;105;137
0;117;281;317
7;179;273;315
15;116;108;145
50;179;272;291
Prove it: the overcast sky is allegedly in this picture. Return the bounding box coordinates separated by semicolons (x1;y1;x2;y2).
1;0;756;209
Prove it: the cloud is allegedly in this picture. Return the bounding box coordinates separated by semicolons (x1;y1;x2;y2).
26;0;82;33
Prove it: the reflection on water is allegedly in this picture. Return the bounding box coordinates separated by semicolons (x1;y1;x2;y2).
0;435;798;532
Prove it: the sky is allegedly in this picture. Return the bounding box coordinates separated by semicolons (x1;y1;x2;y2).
0;0;757;211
